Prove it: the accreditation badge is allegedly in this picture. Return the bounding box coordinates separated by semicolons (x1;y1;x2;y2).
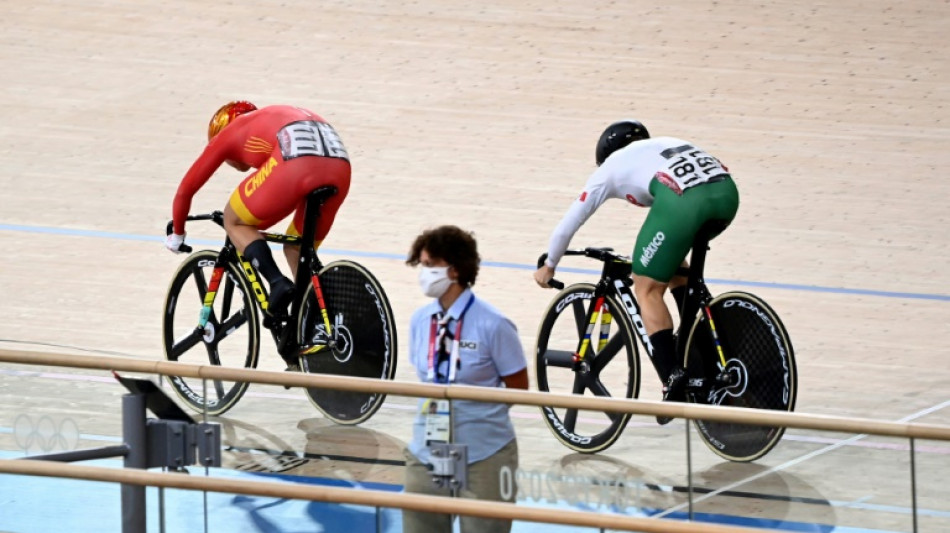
423;399;452;444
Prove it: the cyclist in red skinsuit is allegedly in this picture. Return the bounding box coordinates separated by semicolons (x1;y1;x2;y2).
165;101;351;315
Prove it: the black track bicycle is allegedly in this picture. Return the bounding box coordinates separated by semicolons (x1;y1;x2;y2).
535;222;796;462
162;186;397;424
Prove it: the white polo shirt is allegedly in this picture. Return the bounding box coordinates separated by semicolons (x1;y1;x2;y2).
407;288;527;464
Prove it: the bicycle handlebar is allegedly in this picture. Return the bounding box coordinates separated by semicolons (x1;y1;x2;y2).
165;211;225;254
537;247;631;290
536;253;565;290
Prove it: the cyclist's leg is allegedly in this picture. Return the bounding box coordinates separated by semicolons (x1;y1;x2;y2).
282;198;308;279
637;177;739;414
669;263;689;317
226;157;305;312
634;176;739;331
632;276;674;333
631;184;694;383
633;271;689;416
704;176;740;235
632;181;702;416
282;158;350;277
664;176;739;318
223;204;290;303
632;275;675;374
288;157;351;258
222;206;263;252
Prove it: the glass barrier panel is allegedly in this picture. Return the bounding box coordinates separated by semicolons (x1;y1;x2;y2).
914;437;950;532
0;363;126;531
684;422;923;533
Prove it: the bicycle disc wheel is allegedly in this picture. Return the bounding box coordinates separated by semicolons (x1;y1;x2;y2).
685;291;797;462
298;260;397;425
162;250;260;416
535;283;641;453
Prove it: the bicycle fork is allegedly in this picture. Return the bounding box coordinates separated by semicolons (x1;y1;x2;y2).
197;266;226;329
573;296;613;371
197;255;269;329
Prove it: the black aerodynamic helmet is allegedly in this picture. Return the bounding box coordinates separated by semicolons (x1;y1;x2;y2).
595;120;650;166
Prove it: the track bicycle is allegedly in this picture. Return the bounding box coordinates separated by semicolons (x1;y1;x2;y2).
162;186;397;424
535;221;797;462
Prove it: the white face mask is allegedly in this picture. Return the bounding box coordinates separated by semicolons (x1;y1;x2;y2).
418;266;454;298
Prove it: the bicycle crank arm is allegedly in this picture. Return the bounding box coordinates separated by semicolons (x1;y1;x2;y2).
542;349;578;368
298;337;339;356
299;344;329;356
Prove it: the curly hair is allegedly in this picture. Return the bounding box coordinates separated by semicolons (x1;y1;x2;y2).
406;225;481;287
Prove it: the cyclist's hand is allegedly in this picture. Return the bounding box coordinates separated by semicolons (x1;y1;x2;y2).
534;265;556;288
164;232;187;254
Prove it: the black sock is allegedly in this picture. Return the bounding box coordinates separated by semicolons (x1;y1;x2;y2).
648;329;677;383
670;285;687;318
243;240;285;286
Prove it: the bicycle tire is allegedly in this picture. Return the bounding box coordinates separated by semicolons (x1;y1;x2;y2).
297;260;397;425
535;283;641;453
162;250;260;416
684;291;797;462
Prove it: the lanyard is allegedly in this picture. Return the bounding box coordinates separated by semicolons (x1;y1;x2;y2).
426;294;475;383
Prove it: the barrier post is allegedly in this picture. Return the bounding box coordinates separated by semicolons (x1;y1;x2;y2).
121;392;148;533
910;437;918;533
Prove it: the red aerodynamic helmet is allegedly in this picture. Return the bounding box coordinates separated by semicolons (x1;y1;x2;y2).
207;100;258;140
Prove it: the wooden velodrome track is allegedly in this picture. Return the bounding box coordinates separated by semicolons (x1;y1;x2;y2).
1;0;948;531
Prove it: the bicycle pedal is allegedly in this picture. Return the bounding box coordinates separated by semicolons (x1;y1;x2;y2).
263;315;287;329
282;362;301;390
657;368;687;425
662;368;688;403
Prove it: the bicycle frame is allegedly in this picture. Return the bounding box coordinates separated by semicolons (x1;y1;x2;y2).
186;186;339;361
571;253;653;366
676;230;731;378
551;229;730;378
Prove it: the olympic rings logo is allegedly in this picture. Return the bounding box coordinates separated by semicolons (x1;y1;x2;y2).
13;414;80;454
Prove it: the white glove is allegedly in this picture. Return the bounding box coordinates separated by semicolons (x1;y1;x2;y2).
164;232;187;254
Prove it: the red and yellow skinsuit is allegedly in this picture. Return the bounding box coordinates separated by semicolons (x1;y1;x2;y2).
171;105;351;246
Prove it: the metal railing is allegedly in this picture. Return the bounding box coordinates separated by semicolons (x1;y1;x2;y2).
2;348;948;532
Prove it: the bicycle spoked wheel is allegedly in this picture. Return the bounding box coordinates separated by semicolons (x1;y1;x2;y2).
162;250;260;416
297;260;397;425
685;291;797;462
535;284;641;453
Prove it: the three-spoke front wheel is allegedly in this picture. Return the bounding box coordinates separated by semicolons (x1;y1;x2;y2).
162;250;260;416
535;284;641;453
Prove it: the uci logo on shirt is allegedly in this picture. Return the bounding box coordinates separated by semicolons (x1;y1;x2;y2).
459;340;478;350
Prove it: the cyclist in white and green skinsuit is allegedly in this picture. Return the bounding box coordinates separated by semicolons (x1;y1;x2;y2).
534;120;740;423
